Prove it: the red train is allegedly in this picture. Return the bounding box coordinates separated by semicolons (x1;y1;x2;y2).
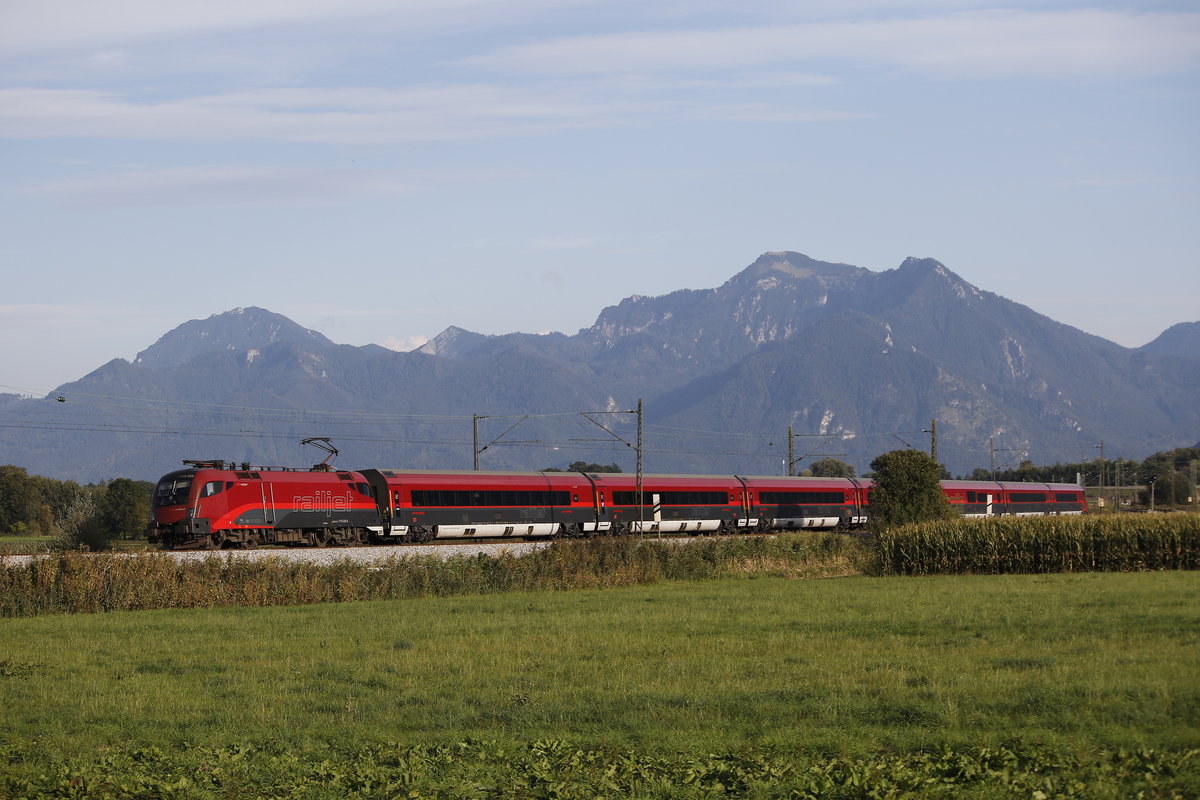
146;460;1087;550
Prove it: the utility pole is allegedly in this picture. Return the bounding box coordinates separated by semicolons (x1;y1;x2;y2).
924;419;937;463
1095;441;1105;507
579;399;643;535
472;414;532;470
990;437;996;479
636;398;644;536
473;414;482;470
787;425;795;477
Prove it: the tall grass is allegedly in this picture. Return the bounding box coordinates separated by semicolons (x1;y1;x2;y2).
0;533;865;617
876;513;1200;575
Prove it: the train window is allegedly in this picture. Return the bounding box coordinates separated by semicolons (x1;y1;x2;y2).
411;489;571;507
152;476;193;507
355;482;372;497
663;491;728;505
200;481;225;498
1055;493;1079;503
611;491;729;506
1010;492;1047;503
760;491;846;505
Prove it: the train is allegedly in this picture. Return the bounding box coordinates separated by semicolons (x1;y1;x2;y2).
146;459;1088;550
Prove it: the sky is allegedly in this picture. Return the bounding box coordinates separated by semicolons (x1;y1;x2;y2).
1;0;1198;395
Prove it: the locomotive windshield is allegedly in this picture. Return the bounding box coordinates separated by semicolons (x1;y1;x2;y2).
153;473;194;507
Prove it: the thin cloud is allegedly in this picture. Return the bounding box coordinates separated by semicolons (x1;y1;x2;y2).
0;0;571;54
0;82;853;143
466;10;1200;78
0;85;634;143
22;165;415;207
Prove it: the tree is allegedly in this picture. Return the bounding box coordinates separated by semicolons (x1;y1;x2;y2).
810;458;856;478
0;465;38;534
97;478;153;540
543;462;622;473
868;449;955;528
1140;470;1194;507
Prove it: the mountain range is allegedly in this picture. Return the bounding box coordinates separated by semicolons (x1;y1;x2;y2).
2;252;1196;482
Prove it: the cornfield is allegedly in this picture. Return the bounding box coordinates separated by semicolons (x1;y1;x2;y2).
875;513;1200;575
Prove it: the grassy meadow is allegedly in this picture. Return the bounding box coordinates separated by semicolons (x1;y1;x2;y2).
2;570;1198;797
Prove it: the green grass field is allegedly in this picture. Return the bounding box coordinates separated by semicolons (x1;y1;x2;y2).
4;525;1198;796
4;572;1198;754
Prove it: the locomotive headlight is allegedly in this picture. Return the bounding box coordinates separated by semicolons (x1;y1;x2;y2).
186;508;195;519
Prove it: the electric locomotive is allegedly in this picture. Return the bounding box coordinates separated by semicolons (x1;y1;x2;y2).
147;460;381;549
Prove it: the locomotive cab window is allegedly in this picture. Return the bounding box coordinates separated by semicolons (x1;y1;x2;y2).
153;476;193;507
200;481;225;498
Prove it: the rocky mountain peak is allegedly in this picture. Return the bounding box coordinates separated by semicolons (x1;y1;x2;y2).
414;326;490;358
133;306;334;369
731;251;868;287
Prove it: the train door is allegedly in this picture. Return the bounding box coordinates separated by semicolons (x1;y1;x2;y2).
847;478;868;527
576;471;611;533
733;476;758;529
261;480;274;527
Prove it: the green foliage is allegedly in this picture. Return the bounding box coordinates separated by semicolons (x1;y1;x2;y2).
2;739;1195;799
1141;468;1195;507
0;465;39;534
809;457;856;478
96;478;153;539
869;449;955;528
0;466;152;548
0;465;94;536
48;490;107;552
875;513;1200;575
